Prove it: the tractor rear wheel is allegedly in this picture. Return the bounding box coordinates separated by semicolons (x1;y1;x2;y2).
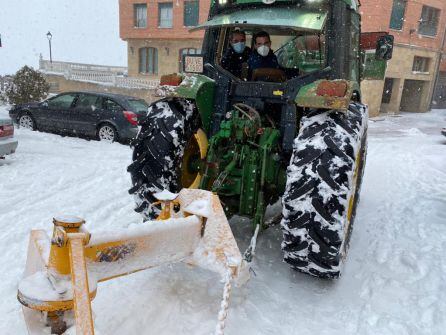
127;99;203;219
281;102;368;278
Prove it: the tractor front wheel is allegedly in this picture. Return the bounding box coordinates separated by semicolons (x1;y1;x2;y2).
281;102;368;278
127;99;204;220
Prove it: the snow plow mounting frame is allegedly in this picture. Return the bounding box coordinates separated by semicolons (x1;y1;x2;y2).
17;189;246;335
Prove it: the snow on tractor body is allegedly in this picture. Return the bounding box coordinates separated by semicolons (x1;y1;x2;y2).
18;1;394;334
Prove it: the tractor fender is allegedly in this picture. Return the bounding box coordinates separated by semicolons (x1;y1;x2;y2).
156;74;215;132
295;80;361;110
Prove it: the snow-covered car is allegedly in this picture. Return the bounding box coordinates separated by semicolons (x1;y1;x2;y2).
442;127;446;137
0;117;18;158
8;91;148;143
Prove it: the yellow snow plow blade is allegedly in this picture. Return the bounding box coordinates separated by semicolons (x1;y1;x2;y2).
17;189;247;334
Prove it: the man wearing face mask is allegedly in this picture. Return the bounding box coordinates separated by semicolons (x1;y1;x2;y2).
221;30;251;78
247;31;280;79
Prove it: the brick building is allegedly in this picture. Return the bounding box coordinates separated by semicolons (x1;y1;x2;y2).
361;0;446;114
118;0;445;113
119;0;210;78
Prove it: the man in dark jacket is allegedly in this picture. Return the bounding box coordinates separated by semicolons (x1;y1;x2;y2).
247;31;280;79
221;30;251;78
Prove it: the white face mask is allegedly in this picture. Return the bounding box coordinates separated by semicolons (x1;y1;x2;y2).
257;45;270;57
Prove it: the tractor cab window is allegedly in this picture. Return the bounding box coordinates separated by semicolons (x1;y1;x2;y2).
218;27;326;82
275;33;326;75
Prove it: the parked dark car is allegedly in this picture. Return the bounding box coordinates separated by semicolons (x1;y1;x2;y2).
0;117;18;158
8;91;149;143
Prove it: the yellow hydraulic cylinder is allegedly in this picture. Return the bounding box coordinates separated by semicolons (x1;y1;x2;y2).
48;216;87;276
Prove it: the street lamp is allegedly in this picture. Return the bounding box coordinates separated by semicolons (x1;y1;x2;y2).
46;31;52;63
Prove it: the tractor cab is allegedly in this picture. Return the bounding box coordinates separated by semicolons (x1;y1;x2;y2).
160;1;350;144
166;0;392;140
190;4;329;83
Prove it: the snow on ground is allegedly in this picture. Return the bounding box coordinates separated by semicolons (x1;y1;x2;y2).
0;106;445;334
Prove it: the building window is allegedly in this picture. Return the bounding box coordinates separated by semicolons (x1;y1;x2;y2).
412;56;430;73
139;47;158;74
389;0;406;30
382;78;394;104
184;1;199;27
179;48;200;71
418;6;440;36
159;3;173;28
134;4;147;28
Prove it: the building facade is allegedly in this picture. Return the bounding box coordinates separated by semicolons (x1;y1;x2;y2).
119;0;211;79
118;0;445;114
361;0;446;115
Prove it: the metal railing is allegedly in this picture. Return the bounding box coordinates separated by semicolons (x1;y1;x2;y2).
39;58;160;89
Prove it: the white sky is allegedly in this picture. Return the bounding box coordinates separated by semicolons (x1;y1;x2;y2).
0;0;127;75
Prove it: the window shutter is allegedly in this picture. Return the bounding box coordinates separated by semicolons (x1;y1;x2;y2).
139;48;147;73
389;0;406;30
184;1;199;27
419;6;440;36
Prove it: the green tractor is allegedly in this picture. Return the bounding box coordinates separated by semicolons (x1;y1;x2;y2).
127;0;393;278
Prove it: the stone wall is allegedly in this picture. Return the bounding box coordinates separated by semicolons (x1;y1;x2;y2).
361;80;385;117
361;45;439;115
384;45;438;113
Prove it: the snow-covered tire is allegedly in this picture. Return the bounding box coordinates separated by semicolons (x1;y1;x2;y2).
281;102;368;278
127;99;197;219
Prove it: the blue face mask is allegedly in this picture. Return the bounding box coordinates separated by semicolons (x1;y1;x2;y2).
232;42;245;54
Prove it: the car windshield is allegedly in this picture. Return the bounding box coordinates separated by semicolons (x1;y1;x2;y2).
127;99;149;114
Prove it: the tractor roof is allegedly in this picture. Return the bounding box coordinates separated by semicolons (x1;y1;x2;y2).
210;0;359;14
192;6;327;32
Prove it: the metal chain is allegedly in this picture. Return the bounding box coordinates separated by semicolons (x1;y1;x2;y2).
214;222;263;334
214;268;234;335
243;224;260;263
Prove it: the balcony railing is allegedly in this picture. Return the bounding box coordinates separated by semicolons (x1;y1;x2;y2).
39;58;159;89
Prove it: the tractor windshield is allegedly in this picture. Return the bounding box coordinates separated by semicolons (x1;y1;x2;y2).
216;27;326;82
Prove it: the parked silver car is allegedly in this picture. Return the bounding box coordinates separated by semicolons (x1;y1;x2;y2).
0;117;18;158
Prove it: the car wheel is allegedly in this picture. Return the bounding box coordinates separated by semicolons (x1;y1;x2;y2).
18;113;35;130
97;124;117;142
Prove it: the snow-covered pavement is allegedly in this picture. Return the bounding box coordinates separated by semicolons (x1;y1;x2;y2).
1;106;445;334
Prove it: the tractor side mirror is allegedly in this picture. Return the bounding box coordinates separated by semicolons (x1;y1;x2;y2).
375;35;394;61
182;54;204;74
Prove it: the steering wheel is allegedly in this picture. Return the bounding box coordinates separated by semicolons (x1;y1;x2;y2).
252;68;287;82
